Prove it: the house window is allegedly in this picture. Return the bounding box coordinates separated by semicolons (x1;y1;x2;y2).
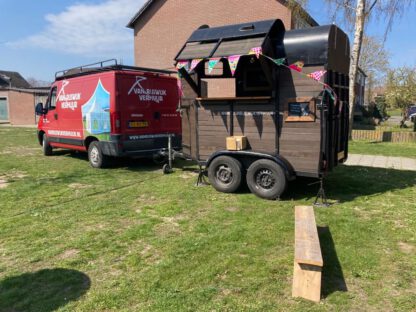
0;97;8;121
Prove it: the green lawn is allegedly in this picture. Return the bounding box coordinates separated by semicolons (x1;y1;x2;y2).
387;109;403;117
349;141;416;159
0;127;415;311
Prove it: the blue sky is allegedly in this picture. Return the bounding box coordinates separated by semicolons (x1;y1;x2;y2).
0;0;414;82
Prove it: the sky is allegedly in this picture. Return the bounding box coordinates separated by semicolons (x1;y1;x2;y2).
0;0;415;82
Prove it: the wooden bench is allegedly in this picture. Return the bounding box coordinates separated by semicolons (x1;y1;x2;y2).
292;206;323;302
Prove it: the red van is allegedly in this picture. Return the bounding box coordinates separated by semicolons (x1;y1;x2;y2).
36;61;181;168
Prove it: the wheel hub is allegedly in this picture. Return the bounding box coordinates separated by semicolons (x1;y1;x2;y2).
90;147;99;163
216;165;233;184
256;169;275;189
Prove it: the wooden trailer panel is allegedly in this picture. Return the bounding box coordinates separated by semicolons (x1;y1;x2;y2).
197;102;231;160
233;103;277;153
278;67;325;176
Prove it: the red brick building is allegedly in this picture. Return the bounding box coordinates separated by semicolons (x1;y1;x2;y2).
127;0;318;70
0;71;48;125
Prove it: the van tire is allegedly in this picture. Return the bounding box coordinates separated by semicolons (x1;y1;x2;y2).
88;141;108;168
42;135;53;156
246;159;287;200
208;156;242;193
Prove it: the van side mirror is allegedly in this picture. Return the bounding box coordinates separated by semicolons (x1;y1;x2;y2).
35;102;46;115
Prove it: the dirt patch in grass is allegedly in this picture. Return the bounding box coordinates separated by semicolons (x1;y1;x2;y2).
0;178;8;189
154;215;185;237
0;170;28;188
225;206;239;212
179;172;198;179
4;146;39;156
58;248;80;260
398;242;415;254
68;183;91;189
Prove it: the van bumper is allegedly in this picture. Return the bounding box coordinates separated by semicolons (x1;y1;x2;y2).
100;134;182;157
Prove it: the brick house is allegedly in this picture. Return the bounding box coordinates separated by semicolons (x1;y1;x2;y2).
127;0;318;70
0;70;49;125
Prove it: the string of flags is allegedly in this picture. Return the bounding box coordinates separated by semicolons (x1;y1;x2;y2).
176;46;338;102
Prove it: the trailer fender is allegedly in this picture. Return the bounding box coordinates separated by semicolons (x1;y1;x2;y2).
205;151;296;181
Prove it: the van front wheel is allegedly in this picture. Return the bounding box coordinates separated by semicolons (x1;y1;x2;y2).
42;135;53;156
88;141;108;168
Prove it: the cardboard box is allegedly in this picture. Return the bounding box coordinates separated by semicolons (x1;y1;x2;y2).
201;78;236;98
226;136;247;151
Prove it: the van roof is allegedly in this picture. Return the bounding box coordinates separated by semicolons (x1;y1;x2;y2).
55;59;175;81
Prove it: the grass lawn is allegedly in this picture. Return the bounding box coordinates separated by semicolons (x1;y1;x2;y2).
387;109;403;117
349;140;416;159
0;127;415;311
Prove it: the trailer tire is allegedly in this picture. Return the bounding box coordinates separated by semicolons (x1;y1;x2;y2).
208;156;242;193
246;159;287;200
42;135;53;156
88;141;108;168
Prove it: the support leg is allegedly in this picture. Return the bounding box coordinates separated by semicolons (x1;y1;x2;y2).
313;178;330;207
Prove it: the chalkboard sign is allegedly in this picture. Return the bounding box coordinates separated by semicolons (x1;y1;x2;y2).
289;102;310;117
285;97;316;122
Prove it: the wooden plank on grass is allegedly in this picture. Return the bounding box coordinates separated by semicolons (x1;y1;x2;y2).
294;206;323;267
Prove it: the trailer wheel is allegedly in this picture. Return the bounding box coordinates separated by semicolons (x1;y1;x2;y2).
246;159;287;200
208;156;242;193
88;141;108;168
42;135;53;156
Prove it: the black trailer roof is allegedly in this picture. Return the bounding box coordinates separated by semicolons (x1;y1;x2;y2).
175;19;350;75
278;25;350;74
175;19;285;60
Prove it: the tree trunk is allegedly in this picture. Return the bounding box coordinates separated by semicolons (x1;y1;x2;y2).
348;0;366;139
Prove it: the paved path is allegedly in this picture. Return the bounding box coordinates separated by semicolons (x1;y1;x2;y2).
345;154;416;171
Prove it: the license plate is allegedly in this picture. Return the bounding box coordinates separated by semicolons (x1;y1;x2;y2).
128;121;148;128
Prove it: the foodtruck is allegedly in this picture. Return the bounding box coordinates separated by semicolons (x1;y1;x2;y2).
175;19;350;200
35;60;181;168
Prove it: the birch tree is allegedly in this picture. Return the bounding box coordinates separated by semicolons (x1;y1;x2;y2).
324;0;414;137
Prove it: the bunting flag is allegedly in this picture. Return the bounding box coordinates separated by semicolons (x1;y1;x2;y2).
176;60;189;71
177;73;183;97
227;55;241;76
323;84;336;101
289;61;304;72
208;58;221;74
273;58;286;66
249;47;262;59
190;58;203;71
308;70;327;82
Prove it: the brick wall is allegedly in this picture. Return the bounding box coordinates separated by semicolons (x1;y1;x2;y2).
8;90;37;125
133;0;293;70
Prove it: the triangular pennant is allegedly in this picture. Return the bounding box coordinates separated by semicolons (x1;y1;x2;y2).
208;58;220;74
308;70;327;81
289;61;304;72
273;58;286;66
177;73;183;97
249;47;262;59
227;55;241;76
190;58;203;71
324;85;336;101
176;60;189;71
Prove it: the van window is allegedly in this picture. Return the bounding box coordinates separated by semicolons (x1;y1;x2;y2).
48;87;57;110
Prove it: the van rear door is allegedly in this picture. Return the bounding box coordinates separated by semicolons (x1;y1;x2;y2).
116;72;180;137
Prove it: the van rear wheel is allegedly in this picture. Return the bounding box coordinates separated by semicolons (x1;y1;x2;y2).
42;135;53;156
246;159;287;200
88;141;108;168
208;156;242;193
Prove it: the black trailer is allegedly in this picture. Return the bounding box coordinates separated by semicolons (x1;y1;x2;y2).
175;19;350;199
